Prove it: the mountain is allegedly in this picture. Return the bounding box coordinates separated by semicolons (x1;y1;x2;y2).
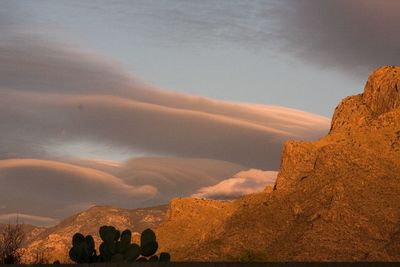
21;205;167;263
156;66;400;261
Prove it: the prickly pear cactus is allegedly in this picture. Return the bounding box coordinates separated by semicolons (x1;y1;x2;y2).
98;226;142;262
139;228;170;261
159;252;171;262
69;233;98;263
69;226;170;263
140;228;158;257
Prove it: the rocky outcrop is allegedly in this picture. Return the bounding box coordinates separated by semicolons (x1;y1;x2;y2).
330;66;400;133
275;66;400;195
156;66;400;261
157;198;237;259
363;66;400;115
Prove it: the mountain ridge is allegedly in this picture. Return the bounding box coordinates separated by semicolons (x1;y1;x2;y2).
156;66;400;261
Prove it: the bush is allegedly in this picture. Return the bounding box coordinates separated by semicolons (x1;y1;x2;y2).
0;221;25;264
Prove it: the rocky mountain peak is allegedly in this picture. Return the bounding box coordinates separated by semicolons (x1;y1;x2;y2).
275;66;400;194
330;66;400;133
363;66;400;115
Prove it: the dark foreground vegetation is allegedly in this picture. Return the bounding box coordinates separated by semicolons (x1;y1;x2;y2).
0;221;24;264
69;226;170;263
0;221;170;264
4;262;400;266
1;222;399;266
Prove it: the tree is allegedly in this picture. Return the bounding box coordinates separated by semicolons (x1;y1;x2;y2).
0;219;25;264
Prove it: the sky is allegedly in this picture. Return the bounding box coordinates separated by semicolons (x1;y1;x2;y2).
2;0;387;116
0;0;398;226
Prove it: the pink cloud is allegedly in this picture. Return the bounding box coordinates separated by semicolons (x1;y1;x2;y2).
192;169;278;200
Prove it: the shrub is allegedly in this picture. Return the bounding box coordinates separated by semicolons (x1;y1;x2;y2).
0;221;25;264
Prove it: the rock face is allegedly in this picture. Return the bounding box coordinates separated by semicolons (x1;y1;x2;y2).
156;66;400;261
21;205;167;263
157;198;237;259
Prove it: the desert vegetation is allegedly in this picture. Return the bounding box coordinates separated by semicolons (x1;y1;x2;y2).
0;221;24;264
69;226;170;263
1;221;171;264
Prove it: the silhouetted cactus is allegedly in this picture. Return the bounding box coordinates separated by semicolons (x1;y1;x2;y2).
68;234;98;263
69;226;170;263
140;228;158;257
159;252;171;262
98;226;141;262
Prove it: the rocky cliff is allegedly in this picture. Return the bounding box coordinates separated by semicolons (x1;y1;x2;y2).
156;66;400;261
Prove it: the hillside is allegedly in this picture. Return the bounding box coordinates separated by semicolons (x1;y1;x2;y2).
21;205;167;263
156;66;400;261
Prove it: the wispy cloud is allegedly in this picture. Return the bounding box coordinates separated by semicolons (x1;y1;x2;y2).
0;213;59;227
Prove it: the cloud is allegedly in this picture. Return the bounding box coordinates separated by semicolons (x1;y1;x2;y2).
0;1;336;223
0;34;329;169
274;0;400;74
65;0;400;76
66;159;123;175
0;87;329;169
0;213;59;227
0;159;156;220
117;157;246;205
0;157;246;225
192;169;277;200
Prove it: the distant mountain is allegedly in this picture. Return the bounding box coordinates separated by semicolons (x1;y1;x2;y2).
20;205;167;263
156;66;400;261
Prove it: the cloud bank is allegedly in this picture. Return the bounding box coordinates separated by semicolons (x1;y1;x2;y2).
192;169;277;200
0;159;156;219
275;0;400;74
0;34;329;169
0;8;333;224
0;157;246;225
63;0;400;75
118;157;246;205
